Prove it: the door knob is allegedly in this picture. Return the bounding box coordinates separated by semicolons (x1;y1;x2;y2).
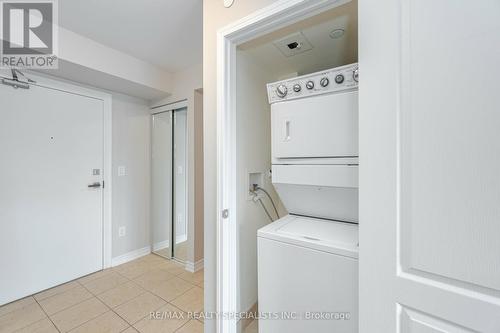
88;182;101;188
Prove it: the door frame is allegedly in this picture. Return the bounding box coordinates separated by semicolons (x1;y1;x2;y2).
0;71;113;269
216;0;351;332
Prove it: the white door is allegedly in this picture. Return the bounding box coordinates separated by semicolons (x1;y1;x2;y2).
272;91;358;159
360;0;500;332
0;82;104;305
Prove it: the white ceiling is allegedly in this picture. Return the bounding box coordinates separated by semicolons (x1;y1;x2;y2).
238;0;358;78
59;0;202;73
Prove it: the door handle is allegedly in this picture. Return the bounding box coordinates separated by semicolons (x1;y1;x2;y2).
88;182;101;188
285;120;291;141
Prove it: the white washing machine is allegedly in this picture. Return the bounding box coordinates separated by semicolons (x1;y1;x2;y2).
258;215;358;333
258;63;359;333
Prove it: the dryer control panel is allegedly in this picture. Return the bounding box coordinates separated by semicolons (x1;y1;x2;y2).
267;63;358;104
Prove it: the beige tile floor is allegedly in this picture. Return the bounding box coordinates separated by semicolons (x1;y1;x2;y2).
243;320;258;333
0;254;204;333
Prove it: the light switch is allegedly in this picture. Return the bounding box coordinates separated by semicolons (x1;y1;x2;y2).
118;166;126;177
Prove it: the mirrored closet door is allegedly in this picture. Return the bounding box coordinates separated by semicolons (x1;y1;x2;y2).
173;109;188;262
151;107;188;262
152;111;173;258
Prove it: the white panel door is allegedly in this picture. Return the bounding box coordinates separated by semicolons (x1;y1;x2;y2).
0;82;104;305
360;0;500;332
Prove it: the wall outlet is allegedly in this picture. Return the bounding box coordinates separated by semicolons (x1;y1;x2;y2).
118;226;126;237
118;166;126;177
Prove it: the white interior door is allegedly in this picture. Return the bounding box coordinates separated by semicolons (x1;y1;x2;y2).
360;0;500;332
0;82;104;305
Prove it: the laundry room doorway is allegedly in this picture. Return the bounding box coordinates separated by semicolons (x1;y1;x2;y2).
215;1;357;332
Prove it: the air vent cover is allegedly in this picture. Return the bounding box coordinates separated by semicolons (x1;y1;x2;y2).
273;32;313;57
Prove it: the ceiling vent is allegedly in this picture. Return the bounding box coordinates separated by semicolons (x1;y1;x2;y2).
329;28;345;39
273;32;313;57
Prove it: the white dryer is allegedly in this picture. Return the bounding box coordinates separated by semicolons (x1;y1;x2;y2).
268;63;359;223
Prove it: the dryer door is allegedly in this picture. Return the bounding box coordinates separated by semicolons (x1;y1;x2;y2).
272;90;358;159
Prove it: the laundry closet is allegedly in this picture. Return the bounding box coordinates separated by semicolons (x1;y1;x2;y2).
233;1;359;332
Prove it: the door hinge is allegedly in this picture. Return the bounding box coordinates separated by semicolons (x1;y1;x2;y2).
102;181;105;188
222;209;229;219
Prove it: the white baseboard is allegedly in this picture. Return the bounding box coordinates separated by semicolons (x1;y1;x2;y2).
153;240;169;251
111;246;151;267
185;259;204;273
153;235;187;251
176;234;187;244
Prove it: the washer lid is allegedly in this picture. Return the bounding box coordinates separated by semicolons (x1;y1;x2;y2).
258;214;359;258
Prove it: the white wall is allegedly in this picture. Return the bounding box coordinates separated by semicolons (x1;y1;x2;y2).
236;51;286;313
203;1;281;331
57;27;173;98
152;64;202;107
112;94;151;258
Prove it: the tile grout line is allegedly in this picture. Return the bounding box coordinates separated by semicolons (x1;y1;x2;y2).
57;297;113;333
151;283;197;306
109;307;136;329
34;280;81;303
0;297;35;322
43;293;95;317
75;276;152;329
107;290;150;327
121;298;173;329
35;280;107;318
173;319;193;333
33;297;62;333
3;257;199;333
118;325;134;333
85;261;163;331
169;303;195;333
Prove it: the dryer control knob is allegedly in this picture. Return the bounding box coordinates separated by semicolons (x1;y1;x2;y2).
306;80;314;90
335;74;345;84
293;84;301;92
353;68;359;82
320;77;329;87
276;84;288;98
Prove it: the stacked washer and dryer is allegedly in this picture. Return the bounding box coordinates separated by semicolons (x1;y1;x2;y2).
257;63;359;333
